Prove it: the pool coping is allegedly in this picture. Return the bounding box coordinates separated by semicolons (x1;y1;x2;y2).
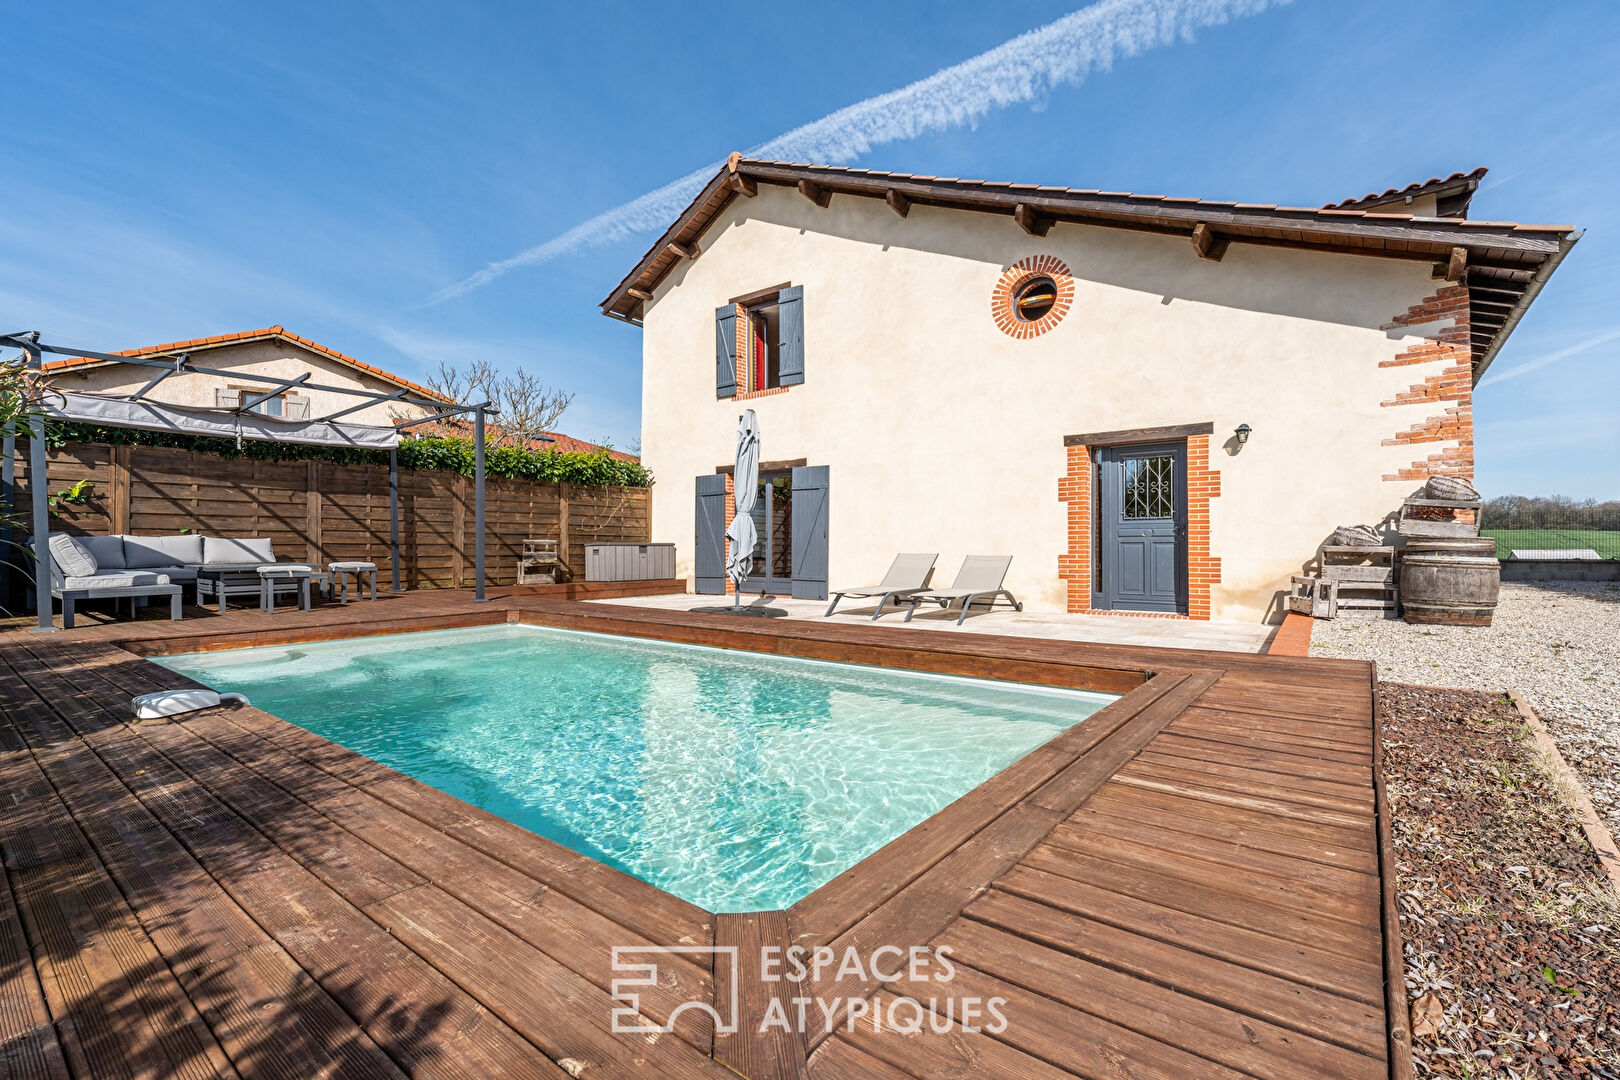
10;593;1402;1080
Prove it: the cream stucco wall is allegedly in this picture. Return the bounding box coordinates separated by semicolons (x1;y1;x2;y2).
47;341;434;428
638;186;1463;623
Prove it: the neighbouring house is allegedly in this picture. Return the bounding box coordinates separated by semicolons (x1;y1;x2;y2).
603;157;1577;621
42;326;450;427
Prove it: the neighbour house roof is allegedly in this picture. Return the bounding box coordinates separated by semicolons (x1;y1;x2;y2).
409;417;638;461
42;326;453;405
600;157;1579;380
1324;167;1488;216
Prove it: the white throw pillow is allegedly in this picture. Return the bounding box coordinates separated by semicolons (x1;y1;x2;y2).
203;536;276;565
48;533;98;578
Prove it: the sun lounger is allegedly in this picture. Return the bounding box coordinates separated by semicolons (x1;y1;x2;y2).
824;552;938;619
903;555;1022;625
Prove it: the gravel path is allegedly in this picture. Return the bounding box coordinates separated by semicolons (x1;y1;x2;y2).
1312;581;1620;839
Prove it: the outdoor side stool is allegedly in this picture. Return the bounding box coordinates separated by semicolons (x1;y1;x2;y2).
328;561;378;603
258;564;315;613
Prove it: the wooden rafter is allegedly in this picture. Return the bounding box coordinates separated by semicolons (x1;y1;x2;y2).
798;180;832;208
1014;203;1051;237
664;241;698;260
1191;223;1228;262
1444;245;1468;282
726;173;757;197
885;189;910;218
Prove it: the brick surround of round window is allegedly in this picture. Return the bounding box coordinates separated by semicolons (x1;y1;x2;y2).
991;255;1074;339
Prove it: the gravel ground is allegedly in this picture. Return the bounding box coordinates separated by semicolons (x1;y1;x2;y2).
1312;582;1620;838
1383;684;1619;1077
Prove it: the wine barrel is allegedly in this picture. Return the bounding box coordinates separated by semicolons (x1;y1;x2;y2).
1400;538;1500;626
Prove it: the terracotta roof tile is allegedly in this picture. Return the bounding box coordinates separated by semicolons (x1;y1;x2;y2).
42;327;452;404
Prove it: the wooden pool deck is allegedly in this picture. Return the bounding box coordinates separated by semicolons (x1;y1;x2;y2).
0;590;1407;1080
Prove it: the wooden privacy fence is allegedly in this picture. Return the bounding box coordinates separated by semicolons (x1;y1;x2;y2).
6;443;651;590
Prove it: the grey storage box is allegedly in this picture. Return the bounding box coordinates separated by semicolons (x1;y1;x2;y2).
585;543;675;582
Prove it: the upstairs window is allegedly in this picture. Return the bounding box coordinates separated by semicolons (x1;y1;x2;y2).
217;387;310;418
716;285;804;398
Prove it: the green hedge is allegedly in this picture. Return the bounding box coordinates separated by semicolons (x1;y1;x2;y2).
46;423;653;488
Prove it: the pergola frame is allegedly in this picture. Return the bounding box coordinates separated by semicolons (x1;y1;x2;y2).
2;331;497;632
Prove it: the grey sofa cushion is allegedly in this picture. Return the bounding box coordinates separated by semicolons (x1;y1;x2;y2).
151;566;198;584
61;572;170;590
80;534;126;569
48;534;99;578
203;536;276;565
123;534;205;568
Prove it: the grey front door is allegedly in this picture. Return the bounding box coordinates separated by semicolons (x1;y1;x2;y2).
1098;442;1186;613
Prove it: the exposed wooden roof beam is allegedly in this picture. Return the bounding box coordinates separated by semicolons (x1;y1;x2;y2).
1014;204;1052;238
798;180;832;208
886;190;911;218
1444;246;1468;282
1191;222;1229;262
665;241;699;260
726;173;757;197
627;287;653;302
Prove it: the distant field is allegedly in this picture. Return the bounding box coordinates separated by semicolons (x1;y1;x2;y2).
1479;529;1620;560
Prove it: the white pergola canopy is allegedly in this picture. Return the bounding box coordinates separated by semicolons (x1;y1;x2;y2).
47;391;403;449
3;330;497;631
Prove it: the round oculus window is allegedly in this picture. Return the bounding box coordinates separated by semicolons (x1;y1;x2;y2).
1014;276;1058;322
991;256;1073;338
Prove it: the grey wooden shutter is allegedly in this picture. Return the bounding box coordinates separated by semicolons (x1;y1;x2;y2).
694;473;728;594
777;285;805;386
715;305;738;398
789;464;828;599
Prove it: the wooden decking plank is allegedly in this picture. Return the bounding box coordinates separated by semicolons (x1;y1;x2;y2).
990;866;1383;1002
1028;673;1217;813
1148;730;1374;780
834;991;1080;1080
962;889;1386;1055
1032;829;1380;931
1169;708;1375;755
0;684;240;1080
362;883;734;1079
5;644;565;1080
806;1037;919;1080
171;709;716;1050
1130;749;1376;805
1076;789;1380;873
0;855;71;1080
714;911;808;1080
792;672;1190;949
805;803;1065;1048
935;920;1384;1080
788;745;1075;946
1047;815;1380;898
1120;758;1372;815
1017;845;1376;957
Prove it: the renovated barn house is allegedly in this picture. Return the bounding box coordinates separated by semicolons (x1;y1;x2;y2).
604;158;1575;621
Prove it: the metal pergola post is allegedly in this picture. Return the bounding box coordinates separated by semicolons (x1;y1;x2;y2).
472;405;487;602
22;339;55;632
389;448;403;592
1;426;14;604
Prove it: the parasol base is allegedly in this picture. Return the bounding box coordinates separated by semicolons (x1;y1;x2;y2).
689;604;789;618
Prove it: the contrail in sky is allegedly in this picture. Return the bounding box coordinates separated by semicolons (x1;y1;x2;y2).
430;0;1284;303
1477;326;1620;387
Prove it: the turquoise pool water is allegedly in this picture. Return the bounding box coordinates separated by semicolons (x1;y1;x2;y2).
156;625;1115;911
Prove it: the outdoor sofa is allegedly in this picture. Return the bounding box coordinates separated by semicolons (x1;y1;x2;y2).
37;532;313;626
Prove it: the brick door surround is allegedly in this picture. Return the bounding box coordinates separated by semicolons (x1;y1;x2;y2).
1059;423;1221;620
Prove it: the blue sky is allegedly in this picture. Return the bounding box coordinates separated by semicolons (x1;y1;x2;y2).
3;1;1615;495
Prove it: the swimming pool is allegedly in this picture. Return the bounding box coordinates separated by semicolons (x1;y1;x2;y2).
156;624;1116;911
